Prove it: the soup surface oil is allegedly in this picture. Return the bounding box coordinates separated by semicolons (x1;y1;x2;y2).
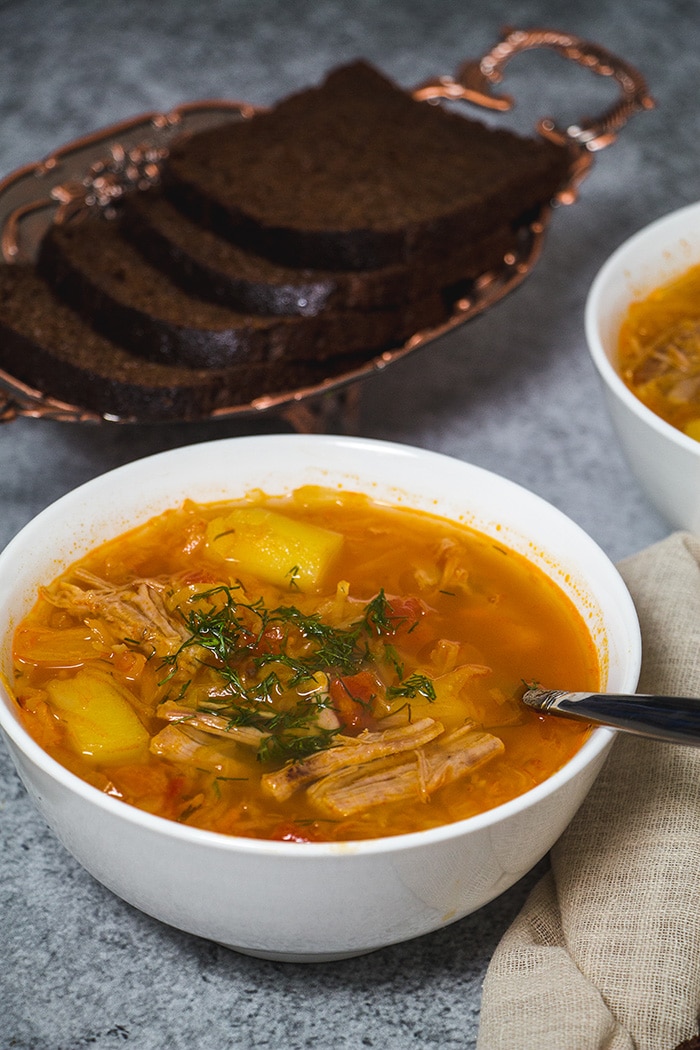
12;487;599;842
618;261;700;439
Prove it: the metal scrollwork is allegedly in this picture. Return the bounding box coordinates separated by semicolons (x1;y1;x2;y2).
416;25;655;151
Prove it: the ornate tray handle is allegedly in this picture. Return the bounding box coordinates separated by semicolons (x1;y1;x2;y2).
416;26;655;151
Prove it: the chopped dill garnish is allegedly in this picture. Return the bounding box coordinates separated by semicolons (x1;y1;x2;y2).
213;527;237;541
387;673;437;702
265;605;363;680
160;583;435;763
383;643;404;679
362;589;394;634
285;565;301;590
178;801;203;822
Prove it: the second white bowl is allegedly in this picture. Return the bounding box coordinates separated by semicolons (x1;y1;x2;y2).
585;199;700;532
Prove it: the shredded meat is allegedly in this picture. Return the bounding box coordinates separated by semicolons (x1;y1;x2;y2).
306;722;504;817
149;724;249;778
44;569;190;658
260;717;444;802
157;700;264;749
629;319;700;390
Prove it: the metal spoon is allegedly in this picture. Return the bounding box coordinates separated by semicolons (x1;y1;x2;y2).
522;687;700;747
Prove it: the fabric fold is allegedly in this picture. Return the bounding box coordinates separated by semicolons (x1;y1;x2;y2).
477;532;700;1050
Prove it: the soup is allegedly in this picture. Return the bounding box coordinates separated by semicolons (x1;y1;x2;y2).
11;486;599;842
618;260;700;440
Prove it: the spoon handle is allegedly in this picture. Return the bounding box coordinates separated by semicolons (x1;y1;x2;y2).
522;688;700;747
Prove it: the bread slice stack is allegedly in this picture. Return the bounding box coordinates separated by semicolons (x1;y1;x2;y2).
0;61;571;422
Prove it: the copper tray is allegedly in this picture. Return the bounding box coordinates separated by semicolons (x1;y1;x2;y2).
0;27;652;431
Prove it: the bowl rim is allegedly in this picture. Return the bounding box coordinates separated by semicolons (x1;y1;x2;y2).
0;433;638;858
584;198;700;457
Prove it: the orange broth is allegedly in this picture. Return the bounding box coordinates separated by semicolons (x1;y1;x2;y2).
11;486;599;842
618;261;700;440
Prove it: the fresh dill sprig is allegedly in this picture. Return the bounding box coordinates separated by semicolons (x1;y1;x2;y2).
265;605;363;678
161;583;435;763
285;565;301;590
387;672;436;703
383;643;404;680
362;588;403;636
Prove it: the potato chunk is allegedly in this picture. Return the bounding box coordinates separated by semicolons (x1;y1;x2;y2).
46;667;149;765
206;507;343;590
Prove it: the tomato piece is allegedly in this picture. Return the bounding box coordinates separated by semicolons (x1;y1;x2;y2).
181;570;219;586
112;648;147;681
251;622;287;656
329;671;379;731
165;775;187;803
386;596;426;634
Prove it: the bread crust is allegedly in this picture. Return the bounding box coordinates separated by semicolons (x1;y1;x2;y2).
122;188;520;318
162;61;569;271
37;217;453;370
1;59;571;421
0;266;366;421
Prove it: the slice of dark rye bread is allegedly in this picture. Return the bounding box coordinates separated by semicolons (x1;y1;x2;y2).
162;60;571;272
121;187;520;317
36;216;455;370
1;59;572;421
0;266;366;422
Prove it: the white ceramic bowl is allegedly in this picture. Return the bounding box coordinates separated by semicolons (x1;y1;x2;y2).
585;199;700;532
0;434;640;962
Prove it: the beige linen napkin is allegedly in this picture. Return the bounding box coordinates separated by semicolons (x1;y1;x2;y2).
477;532;700;1050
